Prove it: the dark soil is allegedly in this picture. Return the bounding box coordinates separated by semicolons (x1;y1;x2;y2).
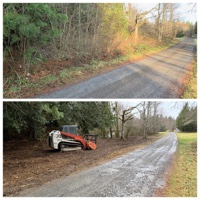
3;135;161;196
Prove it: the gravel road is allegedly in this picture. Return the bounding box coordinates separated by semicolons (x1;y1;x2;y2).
35;38;195;98
19;132;177;197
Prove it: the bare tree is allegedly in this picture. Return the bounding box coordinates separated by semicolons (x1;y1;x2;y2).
141;102;152;138
169;3;179;38
126;4;157;40
152;102;161;134
117;103;141;140
126;3;137;35
114;101;120;138
134;7;156;40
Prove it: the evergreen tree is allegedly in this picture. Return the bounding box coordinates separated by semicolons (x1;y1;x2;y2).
64;102;114;136
3;3;67;66
176;103;197;132
3;102;64;140
176;102;190;131
3;102;114;140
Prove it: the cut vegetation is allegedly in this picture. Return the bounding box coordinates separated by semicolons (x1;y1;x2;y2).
3;133;165;197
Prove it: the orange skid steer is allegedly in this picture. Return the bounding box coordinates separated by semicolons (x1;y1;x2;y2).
48;125;97;151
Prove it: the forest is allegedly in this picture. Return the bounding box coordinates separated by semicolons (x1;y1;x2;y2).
3;101;197;141
3;3;196;98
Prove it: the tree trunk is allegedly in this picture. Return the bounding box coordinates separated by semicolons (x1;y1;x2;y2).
115;102;120;138
142;102;147;138
145;102;151;136
121;112;125;140
135;25;139;41
152;102;159;134
110;127;113;138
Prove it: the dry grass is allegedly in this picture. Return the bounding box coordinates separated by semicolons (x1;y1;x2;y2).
163;132;197;197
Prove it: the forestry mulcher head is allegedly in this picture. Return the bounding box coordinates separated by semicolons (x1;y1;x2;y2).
48;125;97;151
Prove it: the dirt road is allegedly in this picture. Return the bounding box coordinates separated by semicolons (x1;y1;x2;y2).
19;132;177;197
35;38;195;98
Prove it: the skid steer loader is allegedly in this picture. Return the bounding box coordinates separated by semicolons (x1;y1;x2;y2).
48;125;98;151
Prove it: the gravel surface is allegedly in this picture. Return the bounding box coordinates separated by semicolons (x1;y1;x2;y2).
35;38;195;98
19;132;177;197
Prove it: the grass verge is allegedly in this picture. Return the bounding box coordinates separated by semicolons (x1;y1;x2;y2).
182;43;197;98
163;132;197;197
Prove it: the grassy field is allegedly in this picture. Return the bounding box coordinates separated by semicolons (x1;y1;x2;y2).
164;132;197;197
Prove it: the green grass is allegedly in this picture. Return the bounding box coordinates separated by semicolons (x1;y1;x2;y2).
126;39;178;60
182;43;197;99
164;132;197;197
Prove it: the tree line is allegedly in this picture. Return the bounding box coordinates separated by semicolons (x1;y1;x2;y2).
4;101;196;142
176;102;197;132
3;3;195;73
3;102;113;141
113;102;176;140
3;3;128;72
